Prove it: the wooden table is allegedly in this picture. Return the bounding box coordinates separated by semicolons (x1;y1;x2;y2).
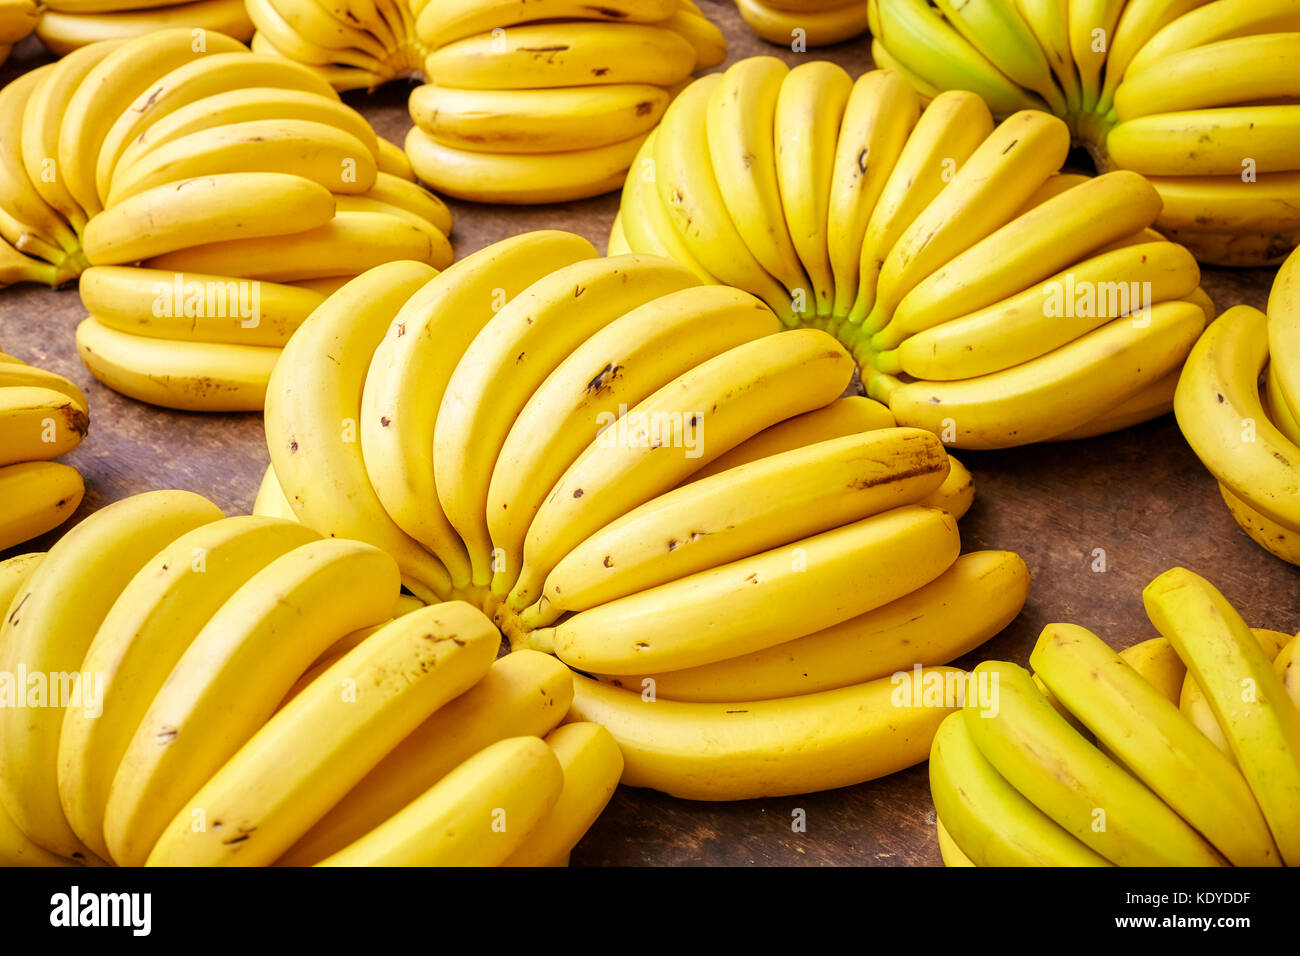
1;3;1294;867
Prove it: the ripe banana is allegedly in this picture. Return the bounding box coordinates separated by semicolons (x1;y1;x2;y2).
567;667;963;800
0;462;85;552
1143;567;1300;865
1107;106;1300;177
1118;636;1185;704
264;260;451;601
35;0;254;57
103;537;401;867
147;602;498;866
415;0;678;48
317;736;564;866
735;0;870;46
0;386;88;466
0;69;81;260
618;132;717;284
57;516;320;862
1179;627;1290;758
0;490;222;860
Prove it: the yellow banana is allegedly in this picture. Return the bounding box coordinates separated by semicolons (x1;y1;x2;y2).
0;385;88;466
0;69;80;259
933;0;1067;112
35;0;254;57
1179;627;1290;757
0;462;85;552
1118;636;1185;704
1126;0;1300;77
1108;106;1300;177
617;132;717;284
735;0;869;45
415;0;678;48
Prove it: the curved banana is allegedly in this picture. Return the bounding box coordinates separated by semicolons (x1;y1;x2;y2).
735;0;869;46
1125;0;1300;77
415;0;678;47
35;0;254;57
0;69;81;260
1118;636;1185;704
0;462;85;551
1107;106;1300;177
1179;627;1290;757
934;0;1066;111
0;386;88;466
568;667;962;800
618;132;717;284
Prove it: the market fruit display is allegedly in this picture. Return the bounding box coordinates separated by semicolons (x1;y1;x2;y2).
615;57;1213;448
245;0;725;203
867;0;1300;266
0;29;452;411
261;234;1032;800
931;568;1300;867
0;489;620;866
0;351;87;551
34;0;253;55
734;0;869;47
0;0;37;66
1175;245;1300;564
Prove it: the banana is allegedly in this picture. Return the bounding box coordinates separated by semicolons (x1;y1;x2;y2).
543;505;960;675
0;0;36;43
435;255;698;588
487;286;779;599
147;209;444;280
264;0;392;63
607;214;630;255
0;490;222;860
1179;628;1290;757
424;22;696;90
617;132;717;284
1118;636;1185;704
374;136;416;181
76;316;279;412
1143;567;1300;865
866;110;1073;344
935;816;976;867
146;602;498;866
404;125;643;204
0;228;63;286
1047;367;1180;440
0;386;88;467
103;537;401;867
934;0;1067;112
362;171;450;234
690;396;899;477
265;260;451;602
85;173;336;266
1114;34;1300;122
507;328;854;611
568;667;962;800
94;52;341;202
20;40;124;236
0;362;87;409
1175;305;1300;529
735;0;869;45
871;0;1047;117
893;240;1200;381
1126;0;1300;77
1276;633;1300;707
56;516;320;862
110;88;376;190
410;83;669;154
848;91;994;330
106;119;376;206
35;0;255;57
1271;249;1300;415
655;74;794;318
281;649;572;866
827;71;920;319
539;429;949;618
80;266;326;347
1066;0;1126;111
415;0;679;49
1094;0;1206;114
930;712;1112;867
57;28;248;220
500;722;622;867
318;736;563;866
1032;622;1282;866
1267;360;1300;447
663;7;726;69
1219;483;1300;564
1108;106;1300;177
361;232;597;591
963;660;1226;866
888;300;1206;448
878;171;1164;349
773;62;852;318
608;550;1029;702
0;462;85;552
246;0;386;75
0;69;81;260
704;58;809;299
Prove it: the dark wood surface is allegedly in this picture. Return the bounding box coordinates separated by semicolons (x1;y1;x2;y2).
1;3;1295;867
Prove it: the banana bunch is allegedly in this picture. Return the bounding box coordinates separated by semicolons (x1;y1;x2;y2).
866;0;1300;266
261;235;1032;800
0;0;37;66
734;0;869;47
615;58;1214;448
1175;246;1300;565
0;350;88;552
0;488;621;866
35;0;253;55
932;567;1300;867
0;29;452;411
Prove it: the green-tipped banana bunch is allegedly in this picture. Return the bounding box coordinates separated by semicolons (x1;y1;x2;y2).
1175;246;1300;564
734;0;869;47
260;234;1032;800
614;57;1213;448
0;0;37;65
0;351;88;552
34;0;254;56
867;0;1300;266
0;488;621;866
932;567;1300;867
0;29;452;411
